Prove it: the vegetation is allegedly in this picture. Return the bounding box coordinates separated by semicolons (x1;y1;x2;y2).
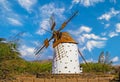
0;37;117;80
81;51;114;74
0;38;52;79
81;63;113;74
98;51;112;65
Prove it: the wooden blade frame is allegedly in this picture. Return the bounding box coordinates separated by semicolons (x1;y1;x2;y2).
78;49;89;66
51;22;56;31
35;36;53;55
49;14;56;31
58;10;78;32
44;39;49;48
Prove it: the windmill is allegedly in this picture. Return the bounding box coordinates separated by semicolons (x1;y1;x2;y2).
35;11;87;74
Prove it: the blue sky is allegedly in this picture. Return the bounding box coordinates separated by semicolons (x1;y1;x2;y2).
0;0;120;65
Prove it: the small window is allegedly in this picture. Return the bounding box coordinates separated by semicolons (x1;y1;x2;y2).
65;66;67;69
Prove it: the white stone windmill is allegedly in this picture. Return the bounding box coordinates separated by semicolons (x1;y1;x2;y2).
35;11;87;74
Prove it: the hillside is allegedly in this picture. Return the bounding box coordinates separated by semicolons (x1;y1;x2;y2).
0;37;119;81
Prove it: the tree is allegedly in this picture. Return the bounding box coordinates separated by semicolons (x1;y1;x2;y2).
81;63;112;74
0;40;20;61
98;51;112;65
98;51;105;64
0;38;22;79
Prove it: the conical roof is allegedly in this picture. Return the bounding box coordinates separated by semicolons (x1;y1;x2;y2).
53;32;77;48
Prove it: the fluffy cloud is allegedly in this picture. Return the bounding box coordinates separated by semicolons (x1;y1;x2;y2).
69;25;107;51
19;45;35;60
36;19;50;35
37;3;65;35
86;40;105;51
98;9;120;38
111;56;119;62
18;0;37;13
107;23;120;38
105;24;110;28
0;0;23;26
39;3;65;18
69;25;92;36
72;0;104;7
108;32;118;38
79;26;92;33
82;34;107;40
19;45;41;60
98;8;120;21
116;23;120;32
7;17;22;26
78;33;107;44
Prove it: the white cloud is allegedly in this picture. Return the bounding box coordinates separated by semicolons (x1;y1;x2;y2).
37;3;65;35
0;0;23;26
39;3;65;18
72;0;104;7
86;40;105;51
108;32;118;38
36;19;50;35
105;24;110;28
79;26;92;33
19;45;35;60
69;25;92;36
98;14;111;21
31;41;41;46
78;33;107;44
22;32;33;37
69;25;107;51
82;33;107;40
107;23;120;38
98;8;120;21
116;23;120;32
19;44;51;60
7;17;22;26
0;0;11;12
18;0;37;13
111;56;119;62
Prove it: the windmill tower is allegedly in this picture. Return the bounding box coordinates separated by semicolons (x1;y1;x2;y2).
52;32;80;74
35;11;86;74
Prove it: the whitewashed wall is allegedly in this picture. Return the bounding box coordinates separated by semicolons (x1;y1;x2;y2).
52;43;81;74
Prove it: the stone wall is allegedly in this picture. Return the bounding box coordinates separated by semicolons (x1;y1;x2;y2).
14;77;111;82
